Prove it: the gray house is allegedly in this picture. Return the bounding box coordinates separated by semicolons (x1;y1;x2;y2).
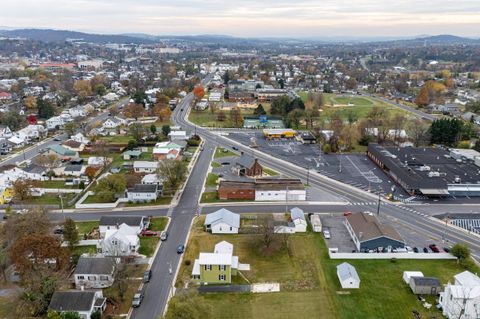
409;276;442;295
49;290;106;319
74;256;116;289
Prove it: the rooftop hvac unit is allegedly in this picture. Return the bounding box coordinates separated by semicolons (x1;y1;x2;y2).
428;171;441;177
418;166;431;171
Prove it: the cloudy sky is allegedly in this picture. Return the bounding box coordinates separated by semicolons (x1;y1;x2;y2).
2;0;480;38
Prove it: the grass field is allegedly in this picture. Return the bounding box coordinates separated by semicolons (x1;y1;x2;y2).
205;173;219;188
263;167;279;176
149;217;168;231
24;193;75;206
139;217;168;256
83;194;116;204
124;196;172;207
169;215;468;319
214;147;237;159
75;220;99;236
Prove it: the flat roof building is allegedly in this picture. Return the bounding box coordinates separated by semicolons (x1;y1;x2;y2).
367;143;480;197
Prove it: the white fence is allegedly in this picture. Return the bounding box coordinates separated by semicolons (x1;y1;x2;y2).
328;251;457;260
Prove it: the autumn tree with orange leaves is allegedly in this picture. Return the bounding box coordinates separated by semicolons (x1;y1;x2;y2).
193;85;205;100
124;103;145;119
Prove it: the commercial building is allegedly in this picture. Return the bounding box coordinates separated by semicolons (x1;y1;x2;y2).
367;143;480;197
218;178;306;201
344;212;405;251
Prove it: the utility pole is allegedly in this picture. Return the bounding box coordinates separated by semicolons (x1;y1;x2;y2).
306;166;310;186
285;185;289;213
338;152;342;173
59;194;65;220
376;191;381;216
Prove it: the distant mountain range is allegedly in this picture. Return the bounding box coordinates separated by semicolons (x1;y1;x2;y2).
0;28;478;45
0;28;156;44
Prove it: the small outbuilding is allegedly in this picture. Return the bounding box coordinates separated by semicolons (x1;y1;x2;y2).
409;276;442;295
403;271;424;284
310;214;322;232
290;207;307;232
336;262;360;289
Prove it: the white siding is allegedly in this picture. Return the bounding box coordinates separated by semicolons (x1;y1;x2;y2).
211;222;238;234
255;190;306;201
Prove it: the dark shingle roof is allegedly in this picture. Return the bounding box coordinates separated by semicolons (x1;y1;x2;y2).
75;257;115;275
65;165;83;172
235;154;256;169
128;184;158;193
49;291;96;312
99;215;145;227
411;276;441;286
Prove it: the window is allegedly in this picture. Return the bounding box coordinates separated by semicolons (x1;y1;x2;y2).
219;265;226;271
219;274;226;281
205;265;212;271
99;275;109;281
230;227;232;231
88;276;96;280
192;275;200;280
77;275;85;280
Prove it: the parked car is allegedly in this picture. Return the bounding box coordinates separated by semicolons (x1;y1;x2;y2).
443;246;451;253
141;230;158;237
323;229;331;239
160;231;168;241
53;137;61;141
132;292;144;307
232;146;239;151
413;247;419;253
143;270;152;283
177;244;185;254
343;211;352;217
429;244;440;253
423;247;429;253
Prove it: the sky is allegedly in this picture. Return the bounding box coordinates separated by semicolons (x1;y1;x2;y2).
2;0;480;38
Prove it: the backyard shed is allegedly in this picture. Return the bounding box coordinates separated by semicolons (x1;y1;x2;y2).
409;276;442;295
336;262;360;289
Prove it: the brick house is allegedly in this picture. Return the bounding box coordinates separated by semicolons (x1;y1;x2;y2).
232;154;263;177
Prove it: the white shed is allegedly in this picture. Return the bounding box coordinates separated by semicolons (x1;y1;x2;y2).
403;271;424;284
337;262;360;289
310;214;322;232
290;207;307;232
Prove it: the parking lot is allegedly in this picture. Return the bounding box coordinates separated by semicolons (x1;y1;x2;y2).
320;214;440;253
227;132;410;200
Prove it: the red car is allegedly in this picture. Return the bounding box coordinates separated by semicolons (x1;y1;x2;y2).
344;212;352;217
141;230;158;237
429;244;440;253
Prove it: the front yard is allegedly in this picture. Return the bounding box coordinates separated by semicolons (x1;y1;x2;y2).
139;217;169;257
168;215;469;319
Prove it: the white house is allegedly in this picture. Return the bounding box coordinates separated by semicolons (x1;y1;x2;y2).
336;262;360;289
49;290;106;319
17;125;47;141
7;135;26;148
168;130;188;141
74;256;116;289
71;133;91;145
127;184;161;202
290;207;307;232
98;224;140;256
0;125;12;138
204;208;240;234
99;215;149;238
102;116;127;129
46;116;65;130
440;271;480;319
67;106;86;118
141;173;163;185
133;161;159;173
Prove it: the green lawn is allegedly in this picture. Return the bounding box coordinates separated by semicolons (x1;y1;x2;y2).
149;217;168;232
169;215;469;319
263;167;279;176
205;173;219;188
214;147;237;159
139;237;159;257
24;193;75;206
0;296;17;318
99;135;131;144
75;221;99;236
189;110;234;128
39;180;78;189
139;217;168;256
83;194;116;204
211;162;221;168
72;245;97;256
